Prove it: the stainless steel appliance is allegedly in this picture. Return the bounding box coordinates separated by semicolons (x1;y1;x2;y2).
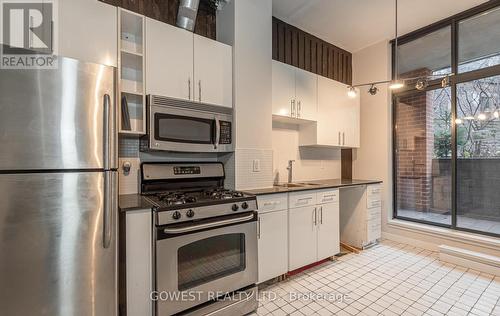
143;95;234;153
0;56;118;316
141;162;258;316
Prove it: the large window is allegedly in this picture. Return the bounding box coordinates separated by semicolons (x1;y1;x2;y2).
393;3;500;237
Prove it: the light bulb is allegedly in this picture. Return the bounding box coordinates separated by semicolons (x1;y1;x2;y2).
347;86;357;98
455;118;463;125
478;113;487;121
494;111;499;119
389;80;405;90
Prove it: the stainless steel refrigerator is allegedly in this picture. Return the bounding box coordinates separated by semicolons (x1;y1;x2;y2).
0;56;118;315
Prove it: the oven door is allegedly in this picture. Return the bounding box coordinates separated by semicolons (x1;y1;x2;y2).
148;104;233;153
155;212;258;316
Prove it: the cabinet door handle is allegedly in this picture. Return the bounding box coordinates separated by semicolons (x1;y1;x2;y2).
343;132;345;146
198;80;202;102
257;216;261;239
320;206;323;225
297;101;301;118
188;78;191;100
313;207;317;226
291;99;295;117
338;132;341;145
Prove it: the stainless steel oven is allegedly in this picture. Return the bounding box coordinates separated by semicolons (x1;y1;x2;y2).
144;95;233;153
155;211;258;316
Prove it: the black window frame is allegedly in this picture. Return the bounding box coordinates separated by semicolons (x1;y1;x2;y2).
391;0;500;238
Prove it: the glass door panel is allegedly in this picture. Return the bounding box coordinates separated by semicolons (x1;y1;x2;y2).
456;75;500;235
177;233;245;291
395;88;452;225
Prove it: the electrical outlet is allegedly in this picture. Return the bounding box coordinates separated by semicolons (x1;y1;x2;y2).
252;159;261;172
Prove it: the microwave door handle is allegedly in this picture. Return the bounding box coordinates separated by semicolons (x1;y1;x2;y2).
214;118;220;149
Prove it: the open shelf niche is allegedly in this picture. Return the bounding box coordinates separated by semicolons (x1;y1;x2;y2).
119;9;145;135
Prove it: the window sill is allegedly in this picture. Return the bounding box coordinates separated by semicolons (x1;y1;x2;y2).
387;219;500;251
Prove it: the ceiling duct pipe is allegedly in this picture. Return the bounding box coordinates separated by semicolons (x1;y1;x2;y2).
177;0;200;32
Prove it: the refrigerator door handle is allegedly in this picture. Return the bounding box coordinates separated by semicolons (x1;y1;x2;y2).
103;94;111;170
103;171;116;249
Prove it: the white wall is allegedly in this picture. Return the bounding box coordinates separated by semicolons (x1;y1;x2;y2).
272;122;341;183
352;40;392;231
353;40;500;257
217;0;274;190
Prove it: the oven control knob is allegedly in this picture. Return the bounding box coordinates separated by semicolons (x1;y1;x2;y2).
186;209;195;218
172;211;181;220
232;204;239;212
241;202;249;209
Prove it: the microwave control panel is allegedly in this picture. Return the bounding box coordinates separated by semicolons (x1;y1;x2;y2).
219;121;232;144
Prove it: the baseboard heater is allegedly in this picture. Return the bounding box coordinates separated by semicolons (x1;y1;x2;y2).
438;245;500;276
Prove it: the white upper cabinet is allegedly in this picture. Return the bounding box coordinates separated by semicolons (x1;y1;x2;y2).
145;20;232;107
145;18;194;101
300;76;360;148
272;61;317;120
272;61;296;117
59;0;117;67
295;69;317;121
193;35;232;108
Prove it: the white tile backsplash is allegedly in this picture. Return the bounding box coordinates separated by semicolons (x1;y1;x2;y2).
235;148;273;190
272;121;341;183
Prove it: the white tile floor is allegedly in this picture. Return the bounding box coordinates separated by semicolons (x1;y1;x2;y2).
253;240;500;316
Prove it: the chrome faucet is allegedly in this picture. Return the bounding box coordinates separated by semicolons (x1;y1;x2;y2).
286;160;295;183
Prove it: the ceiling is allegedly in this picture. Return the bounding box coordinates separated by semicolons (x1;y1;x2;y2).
272;0;489;53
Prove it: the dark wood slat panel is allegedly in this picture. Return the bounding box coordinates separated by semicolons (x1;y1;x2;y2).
272;19;278;60
310;39;317;73
341;149;353;180
272;17;352;85
100;0;216;40
285;28;293;64
322;45;328;77
333;50;339;81
292;28;299;67
304;35;311;72
298;33;305;69
316;41;323;75
343;54;349;84
278;22;286;61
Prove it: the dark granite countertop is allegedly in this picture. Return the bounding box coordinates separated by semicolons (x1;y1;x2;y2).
242;179;382;196
119;194;154;212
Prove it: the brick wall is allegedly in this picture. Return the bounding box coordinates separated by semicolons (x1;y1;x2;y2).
396;68;438;212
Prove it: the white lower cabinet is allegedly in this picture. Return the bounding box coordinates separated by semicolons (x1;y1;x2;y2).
339;184;382;248
288;189;340;271
317;201;340;260
257;189;343;277
257;209;288;283
288;205;318;271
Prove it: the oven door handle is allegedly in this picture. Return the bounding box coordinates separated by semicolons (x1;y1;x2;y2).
163;213;255;235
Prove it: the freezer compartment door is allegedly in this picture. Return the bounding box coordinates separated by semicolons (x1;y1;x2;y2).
0;56;116;170
0;171;118;316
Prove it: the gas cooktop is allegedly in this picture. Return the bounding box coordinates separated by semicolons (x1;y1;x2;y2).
144;188;253;209
140;162;257;225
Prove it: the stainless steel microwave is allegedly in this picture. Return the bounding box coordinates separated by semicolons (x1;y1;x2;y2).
143;95;234;153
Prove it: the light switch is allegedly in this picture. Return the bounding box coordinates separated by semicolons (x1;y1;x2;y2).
252;159;261;172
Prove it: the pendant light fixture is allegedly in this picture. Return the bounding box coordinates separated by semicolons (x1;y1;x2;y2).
389;0;405;90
